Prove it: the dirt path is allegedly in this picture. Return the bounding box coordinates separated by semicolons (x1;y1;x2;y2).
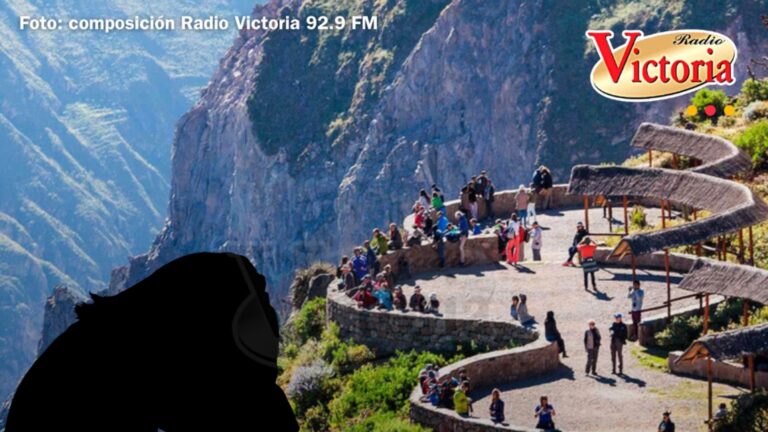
405;208;744;432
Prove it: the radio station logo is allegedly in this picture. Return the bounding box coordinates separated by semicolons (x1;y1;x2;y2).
586;30;737;102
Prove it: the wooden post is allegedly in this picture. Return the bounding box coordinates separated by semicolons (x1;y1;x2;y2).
623;196;629;236
694;210;702;256
583;195;590;232
704;294;710;335
672;154;679;170
749;355;756;393
707;354;714;432
749;225;755;266
661;200;667;228
631;253;637;282
743;300;750;327
739;229;745;264
665;249;671;321
648;150;653;167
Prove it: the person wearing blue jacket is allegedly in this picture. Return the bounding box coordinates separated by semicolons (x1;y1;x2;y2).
457;211;470;266
351;247;368;282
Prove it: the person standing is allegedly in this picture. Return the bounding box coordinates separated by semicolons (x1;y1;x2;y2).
531;221;543;261
584;319;601;375
418;189;430;212
515;185;530;226
578;237;599;291
534;396;556;430
364;240;379;276
658;411;676;432
609;313;628;375
352;247;368;283
467;184;479;221
544;311;568;358
457;211;470;267
506;214;521;267
628;280;645;340
489;388;505;424
486;179;496;221
540;166;554;210
563;222;589;266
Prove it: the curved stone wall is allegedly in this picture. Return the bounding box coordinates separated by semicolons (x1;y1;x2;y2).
409;340;559;432
326;286;537;356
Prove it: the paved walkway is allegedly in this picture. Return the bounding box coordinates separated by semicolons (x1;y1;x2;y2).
404;208;744;432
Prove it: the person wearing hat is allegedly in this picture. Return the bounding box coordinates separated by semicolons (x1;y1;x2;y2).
531;221;543;261
658;411;675;432
584;319;601;375
609;313;628;375
563;221;589;267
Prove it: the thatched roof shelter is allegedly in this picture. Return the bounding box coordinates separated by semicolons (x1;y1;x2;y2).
567;165;768;257
631;122;752;178
676;323;768;363
678;258;768;304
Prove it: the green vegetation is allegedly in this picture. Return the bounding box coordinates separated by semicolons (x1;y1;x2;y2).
631;345;670;372
689;88;728;123
715;390;768;432
735;121;768;169
630;205;648;230
654;300;768;351
280;297;460;431
246;0;450;172
740;78;768;105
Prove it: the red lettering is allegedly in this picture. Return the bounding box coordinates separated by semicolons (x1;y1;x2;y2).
586;30;643;83
659;56;670;83
690;60;704;82
671;60;689;82
642;59;658;83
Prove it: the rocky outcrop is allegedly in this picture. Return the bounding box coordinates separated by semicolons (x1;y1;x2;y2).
37;286;85;355
114;0;768;321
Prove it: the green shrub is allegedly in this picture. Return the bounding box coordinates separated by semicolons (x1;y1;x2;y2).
286;361;337;417
655;315;702;351
715;390;768;432
630;205;648;229
735;120;768;169
286;297;327;346
342;411;429;432
690;88;728;122
741;78;768;104
321;322;375;374
328;350;448;428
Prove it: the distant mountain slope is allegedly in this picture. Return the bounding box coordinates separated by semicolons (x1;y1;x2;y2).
0;0;256;398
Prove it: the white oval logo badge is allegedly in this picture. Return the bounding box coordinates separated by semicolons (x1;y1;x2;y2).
586;30;737;102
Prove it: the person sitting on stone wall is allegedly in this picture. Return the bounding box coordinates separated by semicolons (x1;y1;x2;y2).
336;255;349;278
340;263;356;293
453;381;472;418
371;228;389;256
438;380;455;409
393;286;407;311
489;388;506;424
517;294;535;326
470;218;482;235
414;207;426;229
409;285;427;312
353;281;377;309
373;282;393;311
388;223;403;250
418;189;431;212
431;190;445;215
427;292;440;315
407;224;424;247
378;264;395;291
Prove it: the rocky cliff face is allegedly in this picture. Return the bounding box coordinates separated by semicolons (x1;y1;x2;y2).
0;0;256;401
117;0;768;317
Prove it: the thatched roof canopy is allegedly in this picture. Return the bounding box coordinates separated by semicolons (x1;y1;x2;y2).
631;122;752;178
567;165;768;256
678;258;768;304
676;323;768;363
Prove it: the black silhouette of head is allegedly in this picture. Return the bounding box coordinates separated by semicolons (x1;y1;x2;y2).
6;252;298;431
